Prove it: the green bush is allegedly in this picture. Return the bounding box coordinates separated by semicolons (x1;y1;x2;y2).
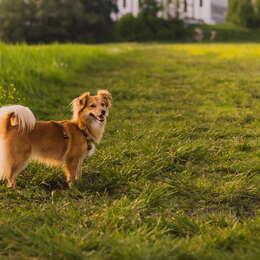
115;14;136;41
167;19;186;40
115;0;185;42
115;14;185;42
134;14;156;41
192;23;260;42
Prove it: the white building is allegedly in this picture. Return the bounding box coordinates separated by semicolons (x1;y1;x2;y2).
112;0;228;25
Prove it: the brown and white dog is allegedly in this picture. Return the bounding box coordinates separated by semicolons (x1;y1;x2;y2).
0;90;112;188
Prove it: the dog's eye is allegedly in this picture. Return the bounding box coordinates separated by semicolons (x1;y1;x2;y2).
101;102;105;107
90;104;96;108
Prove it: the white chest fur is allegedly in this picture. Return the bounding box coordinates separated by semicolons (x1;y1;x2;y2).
87;142;96;158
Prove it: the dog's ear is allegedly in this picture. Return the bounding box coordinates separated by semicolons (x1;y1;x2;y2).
72;92;90;112
97;90;112;108
72;92;90;121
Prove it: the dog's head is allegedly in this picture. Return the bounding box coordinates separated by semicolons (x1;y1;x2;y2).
72;90;112;130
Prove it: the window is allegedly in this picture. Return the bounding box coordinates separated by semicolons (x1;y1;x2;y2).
123;0;127;8
200;0;203;7
184;0;187;13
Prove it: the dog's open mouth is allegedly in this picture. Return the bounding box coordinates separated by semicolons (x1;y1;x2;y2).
90;113;105;123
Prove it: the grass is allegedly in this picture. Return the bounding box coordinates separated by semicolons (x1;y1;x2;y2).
0;43;259;259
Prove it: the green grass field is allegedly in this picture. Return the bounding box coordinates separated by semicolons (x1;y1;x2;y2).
0;43;259;259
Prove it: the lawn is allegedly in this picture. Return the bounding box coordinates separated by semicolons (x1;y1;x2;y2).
0;43;259;259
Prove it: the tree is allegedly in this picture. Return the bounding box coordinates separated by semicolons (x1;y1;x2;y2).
136;0;163;40
238;0;256;27
115;0;185;42
0;0;37;42
0;0;117;43
227;0;237;24
79;0;118;42
253;0;260;26
139;0;162;17
227;0;256;28
115;14;136;41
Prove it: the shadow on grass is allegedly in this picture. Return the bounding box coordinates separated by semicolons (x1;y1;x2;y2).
73;170;127;196
14;165;127;198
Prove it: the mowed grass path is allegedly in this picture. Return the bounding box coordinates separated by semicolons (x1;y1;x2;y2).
0;44;259;259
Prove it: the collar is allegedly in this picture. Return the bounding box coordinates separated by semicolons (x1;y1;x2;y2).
62;125;94;151
80;129;94;151
80;128;94;143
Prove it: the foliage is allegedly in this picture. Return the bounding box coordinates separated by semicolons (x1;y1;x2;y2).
254;0;260;26
0;0;117;43
0;43;259;259
186;23;260;42
0;84;24;106
139;0;162;17
115;0;186;42
0;0;187;43
227;0;258;28
2;0;260;43
0;0;35;42
115;14;137;41
116;14;186;42
227;0;238;24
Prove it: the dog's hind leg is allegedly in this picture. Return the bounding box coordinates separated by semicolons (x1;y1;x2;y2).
5;152;31;188
4;159;30;188
2;142;31;188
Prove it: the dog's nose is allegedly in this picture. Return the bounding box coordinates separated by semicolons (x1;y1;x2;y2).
101;110;106;116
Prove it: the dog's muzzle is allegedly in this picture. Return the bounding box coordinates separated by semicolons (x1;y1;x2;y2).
90;113;105;123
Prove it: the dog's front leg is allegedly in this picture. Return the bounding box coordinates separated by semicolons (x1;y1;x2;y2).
64;158;81;188
75;159;83;180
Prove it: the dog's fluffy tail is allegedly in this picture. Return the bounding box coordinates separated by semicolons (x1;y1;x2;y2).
0;105;36;180
0;105;36;136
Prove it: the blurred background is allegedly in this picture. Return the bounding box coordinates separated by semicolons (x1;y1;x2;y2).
0;0;260;43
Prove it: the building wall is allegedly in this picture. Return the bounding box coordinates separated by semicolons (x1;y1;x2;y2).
183;0;228;24
112;0;140;20
210;0;228;24
112;0;228;24
194;0;211;24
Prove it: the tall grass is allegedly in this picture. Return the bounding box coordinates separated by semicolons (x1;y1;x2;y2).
0;43;259;259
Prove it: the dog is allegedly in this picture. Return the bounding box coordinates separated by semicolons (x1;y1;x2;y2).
0;90;112;188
